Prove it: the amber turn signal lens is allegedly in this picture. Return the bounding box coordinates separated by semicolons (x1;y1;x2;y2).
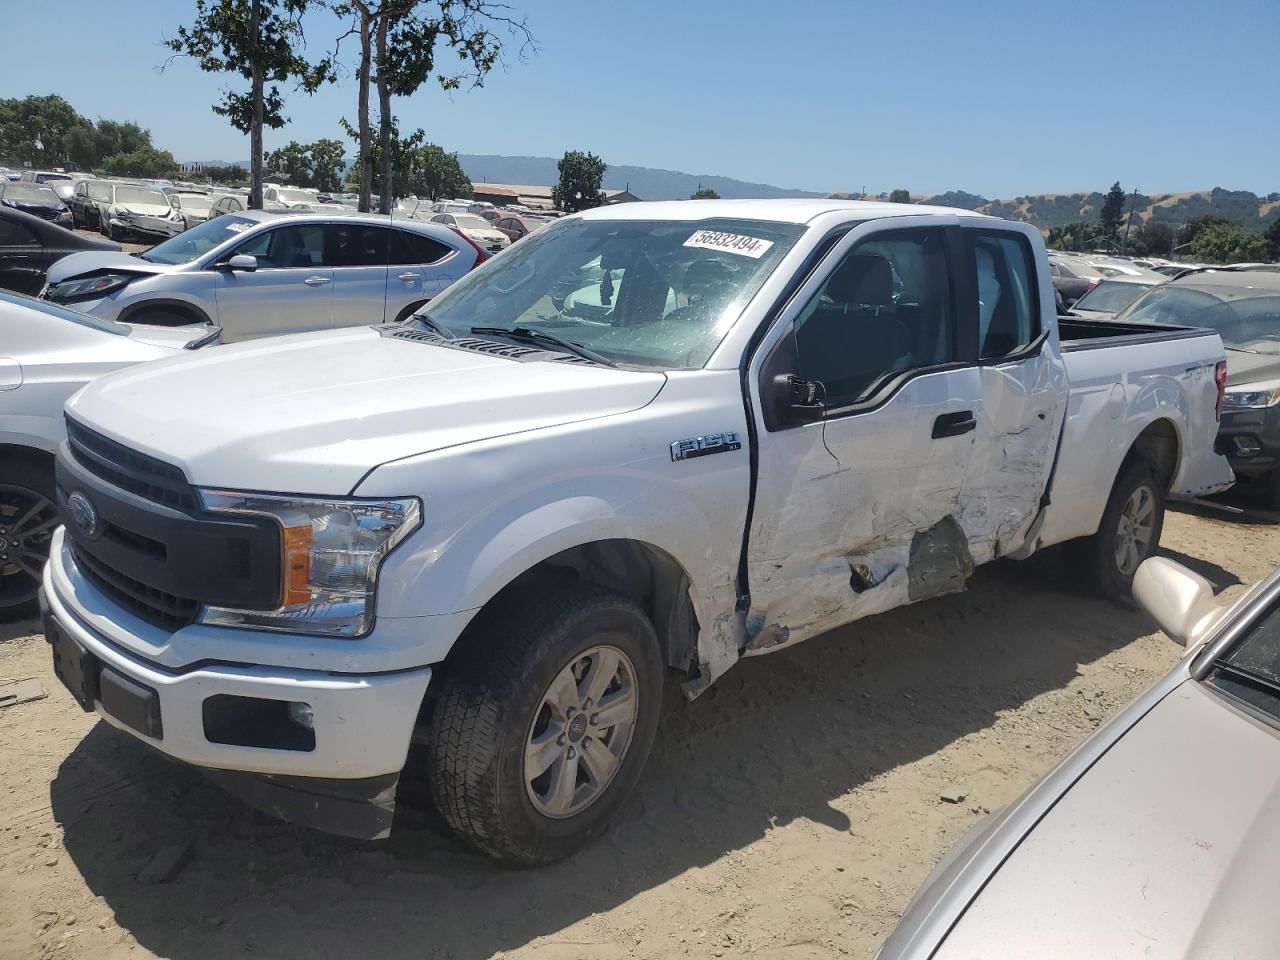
282;524;313;606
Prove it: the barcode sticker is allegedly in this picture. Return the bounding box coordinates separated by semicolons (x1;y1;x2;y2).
683;230;774;259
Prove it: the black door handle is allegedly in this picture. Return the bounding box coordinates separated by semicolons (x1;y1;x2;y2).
932;410;976;439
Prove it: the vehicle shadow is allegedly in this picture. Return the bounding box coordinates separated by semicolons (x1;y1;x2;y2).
1173;483;1280;527
52;553;1160;960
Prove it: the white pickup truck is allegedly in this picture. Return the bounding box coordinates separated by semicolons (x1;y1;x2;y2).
40;200;1233;865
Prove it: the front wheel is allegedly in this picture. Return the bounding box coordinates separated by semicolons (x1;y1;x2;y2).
425;583;663;866
1065;462;1165;601
0;461;58;622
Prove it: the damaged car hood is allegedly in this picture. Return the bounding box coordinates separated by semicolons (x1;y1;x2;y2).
46;251;176;283
933;681;1280;960
66;325;666;495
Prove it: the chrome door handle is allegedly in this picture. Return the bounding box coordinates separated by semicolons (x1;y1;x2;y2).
398;272;421;281
303;276;331;286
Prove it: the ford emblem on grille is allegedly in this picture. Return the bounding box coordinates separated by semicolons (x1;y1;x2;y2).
66;491;99;539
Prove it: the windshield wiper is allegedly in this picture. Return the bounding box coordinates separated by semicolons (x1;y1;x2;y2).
469;326;617;367
409;312;456;339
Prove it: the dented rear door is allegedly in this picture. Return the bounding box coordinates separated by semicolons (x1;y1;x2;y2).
745;219;982;648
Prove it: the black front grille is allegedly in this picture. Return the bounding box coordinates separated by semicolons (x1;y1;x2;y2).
65;417;197;510
72;542;200;631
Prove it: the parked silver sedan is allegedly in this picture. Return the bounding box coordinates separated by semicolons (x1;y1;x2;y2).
43;211;482;342
879;556;1280;960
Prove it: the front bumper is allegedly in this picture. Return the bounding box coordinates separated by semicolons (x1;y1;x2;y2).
1217;406;1280;478
42;530;432;836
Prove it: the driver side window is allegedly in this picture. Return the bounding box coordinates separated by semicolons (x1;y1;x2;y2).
793;229;955;408
231;224;324;269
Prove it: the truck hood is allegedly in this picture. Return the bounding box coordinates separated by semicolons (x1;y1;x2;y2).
66;326;666;495
1225;349;1280;386
47;251;175;283
935;681;1280;960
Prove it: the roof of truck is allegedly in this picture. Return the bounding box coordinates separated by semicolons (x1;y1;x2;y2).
576;198;995;225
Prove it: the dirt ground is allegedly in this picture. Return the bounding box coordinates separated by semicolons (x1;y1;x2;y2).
2;494;1277;960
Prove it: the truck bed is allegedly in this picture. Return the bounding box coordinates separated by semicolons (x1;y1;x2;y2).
1058;316;1216;351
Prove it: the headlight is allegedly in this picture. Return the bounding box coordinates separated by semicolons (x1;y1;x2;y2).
1223;383;1280;409
196;490;421;637
47;273;133;302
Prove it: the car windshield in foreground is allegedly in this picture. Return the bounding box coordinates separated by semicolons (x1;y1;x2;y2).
421;216;804;369
0;288;129;335
116;186;167;206
137;214;255;264
1072;280;1154;314
4;184;59;204
1119;284;1280;354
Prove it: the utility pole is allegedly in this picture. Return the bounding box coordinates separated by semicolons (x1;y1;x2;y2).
1120;187;1139;255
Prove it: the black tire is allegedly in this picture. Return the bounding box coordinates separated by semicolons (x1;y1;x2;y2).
0;459;58;623
1064;461;1165;602
425;582;663;866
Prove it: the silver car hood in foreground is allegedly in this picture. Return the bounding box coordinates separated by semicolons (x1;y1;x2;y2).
930;681;1280;960
47;251;175;282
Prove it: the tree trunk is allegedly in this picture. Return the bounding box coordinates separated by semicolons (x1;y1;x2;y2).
249;0;264;210
376;14;393;215
357;7;373;213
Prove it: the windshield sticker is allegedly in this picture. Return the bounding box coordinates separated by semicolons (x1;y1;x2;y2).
683;230;774;259
224;222;250;233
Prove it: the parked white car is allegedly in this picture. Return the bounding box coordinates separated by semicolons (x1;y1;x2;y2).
430;211;510;253
263;186;345;212
43;210;483;341
42;200;1233;866
0;290;218;620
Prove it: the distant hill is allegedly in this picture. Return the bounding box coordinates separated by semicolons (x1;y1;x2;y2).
458;154;824;201
918;186;1280;231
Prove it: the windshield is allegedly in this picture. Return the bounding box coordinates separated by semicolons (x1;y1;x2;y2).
454;214;492;230
0;288;128;335
1072;280;1154;314
4;184;59;204
116;186;167;206
139;214;255;264
423;217;805;369
1120;284;1280;354
278;189;318;203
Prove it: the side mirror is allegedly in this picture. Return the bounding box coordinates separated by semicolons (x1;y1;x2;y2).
169;196;181;209
226;254;258;272
771;374;826;426
1133;557;1231;648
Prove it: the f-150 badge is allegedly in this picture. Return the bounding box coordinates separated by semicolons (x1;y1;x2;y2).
670;432;742;461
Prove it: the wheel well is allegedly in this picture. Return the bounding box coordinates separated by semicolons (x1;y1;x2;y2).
0;444;54;478
120;300;211;327
467;540;701;674
393;299;430;324
1122;418;1180;491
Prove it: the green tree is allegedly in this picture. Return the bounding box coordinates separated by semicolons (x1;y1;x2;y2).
309;138;347;192
1264;217;1280;261
166;0;334;209
888;188;911;204
1183;213;1233;244
201;163;249;184
0;95;88;166
64;123;99;169
552;150;606;213
1099;181;1126;239
1190;222;1270;264
335;1;533;213
1045;221;1102;252
95;120;152;162
402;142;472;200
102;145;179;179
265;140;314;184
690;186;719;200
1127;220;1174;258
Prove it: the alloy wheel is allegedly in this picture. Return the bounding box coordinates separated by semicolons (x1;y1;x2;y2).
0;484;58;611
1114;484;1156;576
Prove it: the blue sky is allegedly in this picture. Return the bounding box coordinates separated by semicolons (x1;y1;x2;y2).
2;0;1277;198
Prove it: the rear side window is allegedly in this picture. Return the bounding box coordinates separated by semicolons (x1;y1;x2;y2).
391;230;453;265
327;223;391;267
973;232;1039;359
0;219;38;246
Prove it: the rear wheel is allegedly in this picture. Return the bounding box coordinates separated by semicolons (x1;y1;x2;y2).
0;460;58;622
1065;462;1164;601
425;582;663;866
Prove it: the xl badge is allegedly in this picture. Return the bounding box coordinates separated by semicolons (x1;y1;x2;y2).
670;432;742;462
66;491;99;539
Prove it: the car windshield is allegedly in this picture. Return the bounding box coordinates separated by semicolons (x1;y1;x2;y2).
422;216;805;369
278;189;317;203
0;288;128;335
5;184;59;204
138;214;255;264
454;214;492;230
1119;284;1280;354
116;186;166;206
1072;280;1153;314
